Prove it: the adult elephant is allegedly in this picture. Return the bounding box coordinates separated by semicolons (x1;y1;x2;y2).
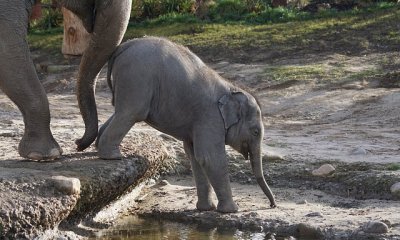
0;0;131;160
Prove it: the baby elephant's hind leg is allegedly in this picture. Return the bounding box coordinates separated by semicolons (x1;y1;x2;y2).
97;82;151;159
95;114;114;149
97;112;136;159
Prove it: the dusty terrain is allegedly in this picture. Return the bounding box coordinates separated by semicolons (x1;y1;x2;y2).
1;43;400;239
127;52;400;239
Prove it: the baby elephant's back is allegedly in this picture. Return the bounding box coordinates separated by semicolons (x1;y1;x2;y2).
115;37;206;79
113;37;215;103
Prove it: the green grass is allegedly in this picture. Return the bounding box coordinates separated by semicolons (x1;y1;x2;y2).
387;163;400;171
28;28;63;56
122;4;400;63
28;4;400;86
263;64;328;82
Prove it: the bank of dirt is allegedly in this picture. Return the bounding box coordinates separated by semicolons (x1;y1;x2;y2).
1;33;400;238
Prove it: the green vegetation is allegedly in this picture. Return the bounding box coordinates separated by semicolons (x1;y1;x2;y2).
28;2;400;85
387;163;400;171
28;3;400;56
263;64;327;82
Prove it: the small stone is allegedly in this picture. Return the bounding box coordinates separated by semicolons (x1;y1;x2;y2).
390;182;400;196
350;147;367;155
50;176;81;195
262;150;285;161
147;179;156;186
297;223;323;239
362;221;389;234
305;212;323;217
312;164;335;176
296;199;308;205
159;180;170;186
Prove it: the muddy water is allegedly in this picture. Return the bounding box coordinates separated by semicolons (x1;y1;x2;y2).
94;216;274;240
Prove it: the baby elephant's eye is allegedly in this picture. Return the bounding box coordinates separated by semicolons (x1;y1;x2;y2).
252;128;260;136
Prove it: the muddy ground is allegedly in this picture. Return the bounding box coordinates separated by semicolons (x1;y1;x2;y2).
0;42;400;239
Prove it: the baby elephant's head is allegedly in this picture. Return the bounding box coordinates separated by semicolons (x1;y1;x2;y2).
218;91;276;208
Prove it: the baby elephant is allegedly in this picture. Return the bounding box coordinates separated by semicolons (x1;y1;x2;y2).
97;37;276;213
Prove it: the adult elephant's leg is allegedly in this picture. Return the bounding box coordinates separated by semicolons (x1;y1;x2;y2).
183;141;216;211
74;0;132;151
0;2;62;160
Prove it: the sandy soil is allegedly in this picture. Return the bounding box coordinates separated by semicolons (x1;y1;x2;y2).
1;48;400;239
128;53;400;239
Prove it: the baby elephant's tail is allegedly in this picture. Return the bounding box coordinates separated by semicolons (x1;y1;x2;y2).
107;40;135;106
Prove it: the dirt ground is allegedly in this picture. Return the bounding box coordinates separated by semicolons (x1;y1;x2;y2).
1;44;400;239
130;52;400;239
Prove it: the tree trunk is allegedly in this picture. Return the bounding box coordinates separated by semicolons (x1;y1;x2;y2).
61;7;90;56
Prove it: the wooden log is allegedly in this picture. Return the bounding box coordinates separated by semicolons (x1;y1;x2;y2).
61;7;90;56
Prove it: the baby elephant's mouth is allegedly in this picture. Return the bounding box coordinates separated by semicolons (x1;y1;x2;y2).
240;142;249;160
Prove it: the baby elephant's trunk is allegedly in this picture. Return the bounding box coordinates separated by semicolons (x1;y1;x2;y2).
250;145;276;208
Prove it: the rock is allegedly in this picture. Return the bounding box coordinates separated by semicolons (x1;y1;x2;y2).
305;212;323;217
312;164;335;176
262;151;285;161
362;221;389;234
296;199;308;205
159;180;170;186
50;176;81;195
390;182;400;196
296;223;323;239
350;147;367;155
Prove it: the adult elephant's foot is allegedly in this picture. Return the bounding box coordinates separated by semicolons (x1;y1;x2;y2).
18;135;62;160
216;200;239;213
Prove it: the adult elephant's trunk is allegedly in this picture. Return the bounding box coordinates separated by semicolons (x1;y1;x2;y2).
74;0;132;151
250;145;277;208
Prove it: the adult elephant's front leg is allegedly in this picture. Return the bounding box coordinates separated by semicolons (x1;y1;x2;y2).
0;4;62;160
74;0;132;151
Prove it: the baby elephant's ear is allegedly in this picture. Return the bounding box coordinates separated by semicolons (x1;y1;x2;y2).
218;92;243;130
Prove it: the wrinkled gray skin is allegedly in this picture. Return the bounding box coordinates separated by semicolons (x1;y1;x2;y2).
0;0;131;160
96;37;276;213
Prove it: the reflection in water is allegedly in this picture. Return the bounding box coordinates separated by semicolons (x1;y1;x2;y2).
94;216;269;240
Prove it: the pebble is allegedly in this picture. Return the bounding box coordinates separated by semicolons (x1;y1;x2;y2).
159;180;170;186
262;151;285;161
296;199;308;205
305;212;323;217
50;176;81;195
350;147;367;155
362;221;389;234
312;164;335;176
390;182;400;196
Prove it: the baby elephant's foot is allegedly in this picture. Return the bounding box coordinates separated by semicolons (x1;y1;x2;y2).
217;200;239;213
98;147;123;160
196;200;216;211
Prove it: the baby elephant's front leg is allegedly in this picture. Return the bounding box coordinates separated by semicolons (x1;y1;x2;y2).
194;133;238;213
184;141;216;211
